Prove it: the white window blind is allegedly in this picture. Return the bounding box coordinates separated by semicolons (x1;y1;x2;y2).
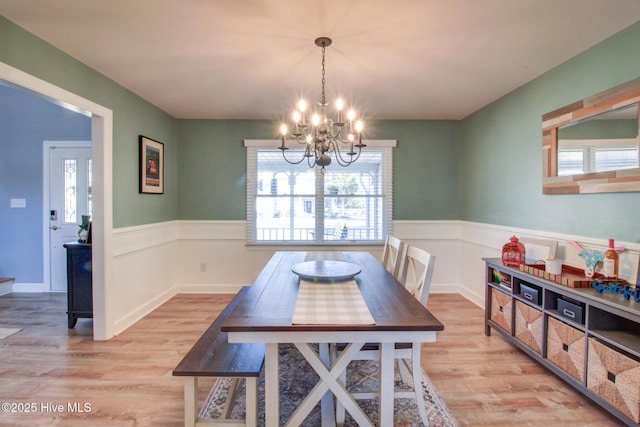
557;138;638;175
245;140;395;244
594;145;639;172
557;148;585;176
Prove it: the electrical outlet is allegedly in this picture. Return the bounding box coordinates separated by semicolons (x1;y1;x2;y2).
200;263;206;273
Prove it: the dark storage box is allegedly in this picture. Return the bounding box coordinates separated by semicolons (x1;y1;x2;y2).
558;297;585;324
519;283;541;305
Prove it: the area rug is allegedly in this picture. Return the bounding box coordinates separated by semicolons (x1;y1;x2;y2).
0;327;21;340
199;344;458;426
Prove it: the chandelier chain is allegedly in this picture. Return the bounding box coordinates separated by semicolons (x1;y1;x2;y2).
321;44;326;105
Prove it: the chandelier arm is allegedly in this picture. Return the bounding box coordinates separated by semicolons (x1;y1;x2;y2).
347;146;363;163
307;154;317;169
293;135;311;145
280;149;308;165
327;124;345;141
328;142;359;167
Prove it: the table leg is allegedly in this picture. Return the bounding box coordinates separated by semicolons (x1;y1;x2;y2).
318;343;336;427
379;342;394;426
265;343;279;427
287;343;373;427
184;376;197;427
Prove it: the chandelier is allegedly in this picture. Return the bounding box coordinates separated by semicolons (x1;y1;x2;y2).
279;37;366;173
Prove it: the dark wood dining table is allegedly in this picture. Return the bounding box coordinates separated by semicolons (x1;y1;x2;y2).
221;251;444;426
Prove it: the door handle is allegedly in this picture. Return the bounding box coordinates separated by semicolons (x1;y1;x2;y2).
50;225;60;231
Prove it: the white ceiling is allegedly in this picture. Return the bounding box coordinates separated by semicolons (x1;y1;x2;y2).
2;1;640;120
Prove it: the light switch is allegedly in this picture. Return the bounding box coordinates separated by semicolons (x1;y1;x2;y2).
10;198;26;208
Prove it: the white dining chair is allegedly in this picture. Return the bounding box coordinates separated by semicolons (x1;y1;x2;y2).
334;245;436;427
381;235;405;279
398;244;436;307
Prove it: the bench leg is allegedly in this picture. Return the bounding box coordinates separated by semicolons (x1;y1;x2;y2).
184;377;198;427
245;377;257;427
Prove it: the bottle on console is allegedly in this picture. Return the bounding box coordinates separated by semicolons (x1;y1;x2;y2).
602;238;619;279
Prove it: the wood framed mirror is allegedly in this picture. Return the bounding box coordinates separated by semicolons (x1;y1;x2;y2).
542;77;640;194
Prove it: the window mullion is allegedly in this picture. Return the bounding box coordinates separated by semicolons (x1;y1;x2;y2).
315;167;325;241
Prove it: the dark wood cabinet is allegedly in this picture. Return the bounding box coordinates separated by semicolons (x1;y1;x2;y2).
63;242;93;328
484;258;640;426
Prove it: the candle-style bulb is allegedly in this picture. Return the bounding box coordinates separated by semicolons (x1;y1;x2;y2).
279;123;288;149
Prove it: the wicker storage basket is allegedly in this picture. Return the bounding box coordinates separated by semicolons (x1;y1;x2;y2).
546;317;585;383
514;301;543;353
587;338;640;423
490;288;512;333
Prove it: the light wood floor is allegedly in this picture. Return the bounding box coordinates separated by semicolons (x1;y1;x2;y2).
0;292;623;426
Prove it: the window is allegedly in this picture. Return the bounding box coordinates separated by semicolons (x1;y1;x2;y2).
245;140;395;244
62;157;93;223
557;138;639;176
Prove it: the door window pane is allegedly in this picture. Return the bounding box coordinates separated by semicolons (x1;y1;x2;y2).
87;159;93;217
64;159;77;223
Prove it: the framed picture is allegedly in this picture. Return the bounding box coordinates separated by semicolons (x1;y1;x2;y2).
139;135;164;194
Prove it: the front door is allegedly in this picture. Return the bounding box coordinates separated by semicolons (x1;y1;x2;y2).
47;143;92;292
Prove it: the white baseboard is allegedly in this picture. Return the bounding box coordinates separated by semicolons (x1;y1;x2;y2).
174;284;244;294
460;286;485;309
11;282;47;293
430;283;461;294
112;285;177;336
430;283;484;309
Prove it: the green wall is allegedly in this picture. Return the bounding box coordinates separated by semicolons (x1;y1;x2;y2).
3;13;639;240
176;120;272;220
176;119;461;220
0;16;178;228
460;21;640;241
558;118;637;139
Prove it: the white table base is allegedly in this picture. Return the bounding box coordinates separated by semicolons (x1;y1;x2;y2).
229;330;436;427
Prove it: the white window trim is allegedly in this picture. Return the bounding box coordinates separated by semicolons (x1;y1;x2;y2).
245;139;396;246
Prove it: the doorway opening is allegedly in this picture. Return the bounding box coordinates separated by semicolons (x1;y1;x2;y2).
1;61;113;340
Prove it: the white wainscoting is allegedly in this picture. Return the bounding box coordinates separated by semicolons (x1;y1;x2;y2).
107;219;639;336
111;222;178;335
